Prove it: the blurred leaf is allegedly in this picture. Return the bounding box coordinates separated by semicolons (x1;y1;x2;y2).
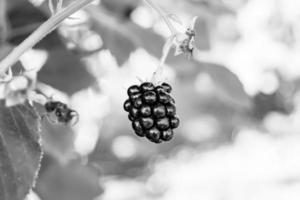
173;58;251;109
185;0;233;14
0;0;7;44
7;0;63;49
193;16;210;50
89;7;137;65
87;5;167;64
36;158;103;200
101;0;139;19
40;120;75;163
38;48;95;95
160;0;234;17
0;101;42;200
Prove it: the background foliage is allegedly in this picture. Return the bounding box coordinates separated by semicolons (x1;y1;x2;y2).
1;0;300;199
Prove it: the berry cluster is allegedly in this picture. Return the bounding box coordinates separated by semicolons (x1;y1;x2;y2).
123;82;179;143
44;101;79;125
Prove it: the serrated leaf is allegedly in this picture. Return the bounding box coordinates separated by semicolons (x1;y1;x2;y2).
0;101;42;200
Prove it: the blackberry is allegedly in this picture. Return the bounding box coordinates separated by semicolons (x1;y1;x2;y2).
123;82;179;143
44;100;79;125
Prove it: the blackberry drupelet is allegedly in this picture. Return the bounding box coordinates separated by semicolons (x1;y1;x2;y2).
123;82;179;143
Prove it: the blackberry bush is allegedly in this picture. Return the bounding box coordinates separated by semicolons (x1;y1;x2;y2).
124;82;179;143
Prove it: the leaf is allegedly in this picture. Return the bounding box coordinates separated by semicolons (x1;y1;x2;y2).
7;0;63;50
101;0;139;19
192;16;210;50
40;119;75;163
36;157;103;200
88;7;138;65
0;101;42;200
170;57;252;109
0;0;8;44
38;48;96;95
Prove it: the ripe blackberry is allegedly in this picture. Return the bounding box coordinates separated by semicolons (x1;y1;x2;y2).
123;82;179;143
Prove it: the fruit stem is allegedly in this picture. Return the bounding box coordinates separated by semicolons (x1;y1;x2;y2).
151;35;175;83
0;0;95;78
143;0;177;35
144;0;180;83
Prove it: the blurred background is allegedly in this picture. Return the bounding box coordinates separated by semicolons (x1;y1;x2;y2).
2;0;300;199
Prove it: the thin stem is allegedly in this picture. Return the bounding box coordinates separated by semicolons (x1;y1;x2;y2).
151;35;175;83
144;0;177;35
0;0;95;75
145;0;180;83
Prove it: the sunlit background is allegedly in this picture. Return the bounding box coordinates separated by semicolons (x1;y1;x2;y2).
3;0;300;199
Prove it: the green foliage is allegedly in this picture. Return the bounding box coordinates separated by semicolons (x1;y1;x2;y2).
0;101;42;200
0;0;296;199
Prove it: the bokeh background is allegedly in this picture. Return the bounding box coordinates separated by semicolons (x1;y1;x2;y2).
2;0;300;199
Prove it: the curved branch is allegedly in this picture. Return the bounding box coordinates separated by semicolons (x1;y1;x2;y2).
0;0;95;76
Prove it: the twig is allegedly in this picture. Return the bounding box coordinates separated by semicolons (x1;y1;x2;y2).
0;0;95;76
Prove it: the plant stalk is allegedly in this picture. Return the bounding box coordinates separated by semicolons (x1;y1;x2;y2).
0;0;95;76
